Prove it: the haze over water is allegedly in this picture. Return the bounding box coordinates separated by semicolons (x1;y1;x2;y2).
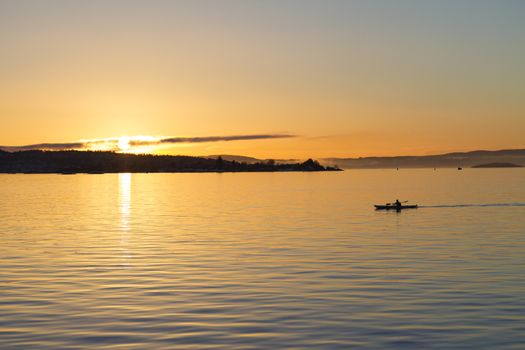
1;169;524;349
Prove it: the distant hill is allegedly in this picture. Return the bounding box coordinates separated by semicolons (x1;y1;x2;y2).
205;154;262;163
322;149;525;169
205;154;300;164
0;150;339;174
472;162;523;168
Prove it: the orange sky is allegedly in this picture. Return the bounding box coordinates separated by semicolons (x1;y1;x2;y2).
1;1;524;158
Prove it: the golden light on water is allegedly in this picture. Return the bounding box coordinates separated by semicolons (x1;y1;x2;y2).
119;172;131;232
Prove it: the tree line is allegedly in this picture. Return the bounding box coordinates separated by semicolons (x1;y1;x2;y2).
0;150;340;173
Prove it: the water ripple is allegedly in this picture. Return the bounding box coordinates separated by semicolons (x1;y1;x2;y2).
1;171;525;349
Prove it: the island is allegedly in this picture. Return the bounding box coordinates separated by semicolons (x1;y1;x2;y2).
0;150;341;174
472;162;523;168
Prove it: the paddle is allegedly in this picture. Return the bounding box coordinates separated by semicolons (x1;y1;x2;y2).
385;200;409;206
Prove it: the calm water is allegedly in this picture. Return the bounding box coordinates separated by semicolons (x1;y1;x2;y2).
1;169;525;349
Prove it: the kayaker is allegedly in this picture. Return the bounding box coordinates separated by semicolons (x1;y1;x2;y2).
394;199;401;209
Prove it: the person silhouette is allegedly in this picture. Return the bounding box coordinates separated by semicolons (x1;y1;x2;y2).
394;199;401;209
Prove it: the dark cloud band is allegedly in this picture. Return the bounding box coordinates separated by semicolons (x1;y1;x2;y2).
0;134;294;152
130;134;293;146
0;142;85;152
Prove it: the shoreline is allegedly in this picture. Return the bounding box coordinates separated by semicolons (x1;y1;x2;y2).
0;169;342;175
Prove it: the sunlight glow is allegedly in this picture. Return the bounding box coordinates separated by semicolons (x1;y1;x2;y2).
77;135;164;154
118;137;131;151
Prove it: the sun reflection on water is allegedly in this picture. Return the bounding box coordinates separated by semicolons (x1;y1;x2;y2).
118;173;132;261
119;173;131;232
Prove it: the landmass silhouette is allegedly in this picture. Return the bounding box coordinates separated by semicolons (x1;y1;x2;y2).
0;150;340;174
322;149;525;169
472;162;522;168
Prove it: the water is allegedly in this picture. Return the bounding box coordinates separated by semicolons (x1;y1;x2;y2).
1;169;524;349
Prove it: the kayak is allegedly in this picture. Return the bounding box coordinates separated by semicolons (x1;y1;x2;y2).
375;204;418;210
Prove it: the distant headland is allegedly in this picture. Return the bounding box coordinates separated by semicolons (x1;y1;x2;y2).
472;162;523;168
0;150;340;174
322;149;525;169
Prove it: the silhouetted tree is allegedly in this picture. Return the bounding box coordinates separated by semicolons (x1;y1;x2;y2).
215;156;224;170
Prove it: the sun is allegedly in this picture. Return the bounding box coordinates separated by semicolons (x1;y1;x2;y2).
118;137;131;151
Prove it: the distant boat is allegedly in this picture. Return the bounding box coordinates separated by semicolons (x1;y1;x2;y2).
458;167;462;170
375;204;418;210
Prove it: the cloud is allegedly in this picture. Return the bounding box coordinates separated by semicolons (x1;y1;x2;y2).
0;134;295;152
0;142;85;152
131;134;293;146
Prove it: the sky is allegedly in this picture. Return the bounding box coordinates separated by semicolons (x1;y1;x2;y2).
1;0;524;158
